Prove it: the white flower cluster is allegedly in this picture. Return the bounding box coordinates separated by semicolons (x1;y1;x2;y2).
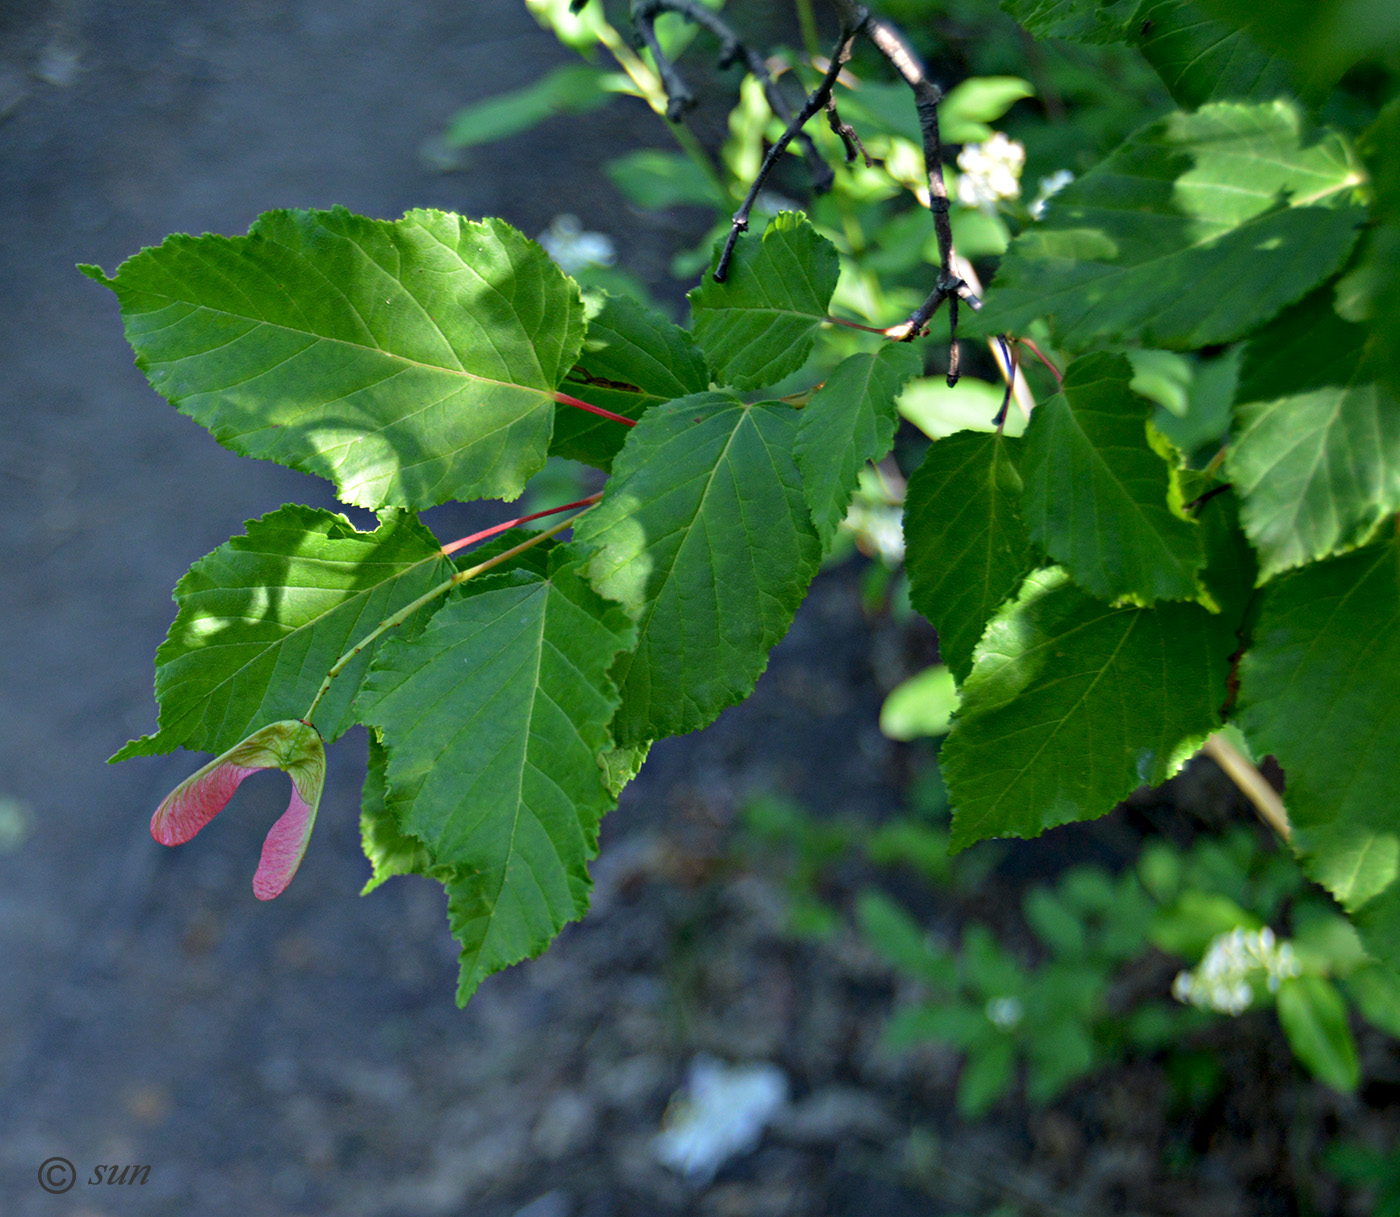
1171;926;1302;1016
537;213;616;275
955;132;1025;214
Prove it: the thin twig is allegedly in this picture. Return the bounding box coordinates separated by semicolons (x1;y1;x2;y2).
714;25;857;280
825;95;871;166
1202;734;1292;843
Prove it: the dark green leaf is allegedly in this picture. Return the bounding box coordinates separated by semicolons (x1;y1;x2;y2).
943;569;1233;851
1227;294;1400;579
1193;0;1400;85
112;505;453;762
1000;0;1141;42
1132;0;1293;108
905;431;1037;684
1361;101;1400;402
794;345;922;549
356;548;636;1004
688;212;839;390
969;102;1366;351
575;392;822;744
550;290;710;471
1237;540;1400;968
1022;353;1206;603
82;208;585;509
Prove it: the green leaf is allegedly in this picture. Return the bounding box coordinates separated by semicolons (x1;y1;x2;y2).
957;1037;1017;1117
575;392;822;745
1022;353;1206;603
355;548;637;1004
1000;0;1141;43
943;569;1233;851
688;212;839;390
112;505;454;762
904;431;1037;684
794;345;922;549
359;732;432;895
1346;962;1400;1039
551;291;711;470
1227;293;1400;581
600;741;650;798
604;149;723;210
1277;974;1361;1092
1193;0;1400;85
81;208;585;509
443;63;617;151
856;889;956;987
837;76;1033;146
897;376;1029;441
1149;891;1257;958
1025;888;1088;958
880;666;960;741
1360;101;1400;402
1132;0;1293;108
1237;540;1400;967
969;101;1366;351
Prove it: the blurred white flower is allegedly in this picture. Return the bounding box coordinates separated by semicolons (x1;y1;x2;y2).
1030;169;1075;219
652;1057;789;1182
537;213;616;274
841;466;906;565
1171;926;1302;1015
985;995;1025;1032
955;132;1025;215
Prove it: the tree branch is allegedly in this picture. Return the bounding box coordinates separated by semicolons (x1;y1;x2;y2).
630;0;833;192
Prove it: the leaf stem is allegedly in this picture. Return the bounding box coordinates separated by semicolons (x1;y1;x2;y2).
303;508;592;728
553;390;639;427
439;493;602;557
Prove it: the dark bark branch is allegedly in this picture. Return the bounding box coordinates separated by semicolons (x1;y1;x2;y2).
713;26;857;281
829;1;972;380
631;0;832;192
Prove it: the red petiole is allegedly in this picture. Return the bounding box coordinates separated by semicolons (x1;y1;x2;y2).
552;390;638;428
440;493;604;557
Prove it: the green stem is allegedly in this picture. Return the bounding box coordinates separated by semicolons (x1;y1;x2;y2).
302;508;591;728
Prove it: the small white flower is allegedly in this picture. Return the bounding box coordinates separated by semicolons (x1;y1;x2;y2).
985;995;1025;1032
537;214;616;274
955;132;1025;215
1030;169;1075;219
1172;926;1302;1016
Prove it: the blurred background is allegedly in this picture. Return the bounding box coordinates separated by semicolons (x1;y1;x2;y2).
2;1;1397;1214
